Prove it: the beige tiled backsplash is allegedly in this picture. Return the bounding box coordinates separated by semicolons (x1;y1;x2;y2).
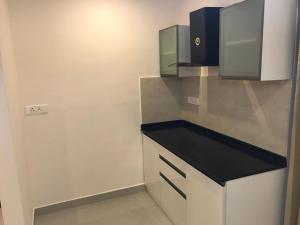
140;75;292;156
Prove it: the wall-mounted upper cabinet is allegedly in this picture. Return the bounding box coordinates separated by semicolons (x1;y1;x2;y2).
159;25;191;76
220;0;297;81
190;7;222;66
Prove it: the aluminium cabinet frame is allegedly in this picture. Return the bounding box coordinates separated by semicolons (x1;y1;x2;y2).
143;135;286;225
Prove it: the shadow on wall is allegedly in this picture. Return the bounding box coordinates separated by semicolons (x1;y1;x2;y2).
140;75;291;156
206;77;289;121
208;77;290;152
181;75;291;156
180;76;200;114
140;77;181;124
140;75;292;156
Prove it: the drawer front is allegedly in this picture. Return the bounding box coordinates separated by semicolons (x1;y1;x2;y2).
159;154;186;193
159;147;187;173
160;173;187;225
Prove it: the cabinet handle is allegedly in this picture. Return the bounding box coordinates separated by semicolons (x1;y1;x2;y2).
159;155;186;178
168;62;177;67
160;172;187;200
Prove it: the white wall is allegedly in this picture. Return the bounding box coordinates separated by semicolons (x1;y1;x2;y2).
5;0;182;207
0;60;26;225
0;1;33;224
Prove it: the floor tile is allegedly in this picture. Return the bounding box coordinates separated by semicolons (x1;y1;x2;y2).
35;191;173;225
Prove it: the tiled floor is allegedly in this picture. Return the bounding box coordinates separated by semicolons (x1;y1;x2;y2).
35;191;173;225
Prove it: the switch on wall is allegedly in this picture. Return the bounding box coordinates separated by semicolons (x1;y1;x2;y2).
24;104;48;115
187;97;200;106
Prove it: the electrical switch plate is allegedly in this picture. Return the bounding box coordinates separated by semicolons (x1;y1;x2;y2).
24;104;48;115
187;97;200;106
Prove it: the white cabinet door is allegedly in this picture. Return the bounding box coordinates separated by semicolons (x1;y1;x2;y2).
186;165;225;225
226;169;285;225
143;135;161;205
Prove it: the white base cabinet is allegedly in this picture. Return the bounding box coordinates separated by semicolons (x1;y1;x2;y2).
143;135;286;225
143;135;161;205
186;165;285;225
186;166;224;225
225;169;285;225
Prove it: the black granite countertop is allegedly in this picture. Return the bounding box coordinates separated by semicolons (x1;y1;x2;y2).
141;120;287;186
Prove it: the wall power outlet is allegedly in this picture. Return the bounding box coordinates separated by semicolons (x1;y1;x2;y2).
187;97;200;106
24;104;48;115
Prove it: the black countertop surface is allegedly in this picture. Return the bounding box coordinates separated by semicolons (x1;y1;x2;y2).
141;120;287;186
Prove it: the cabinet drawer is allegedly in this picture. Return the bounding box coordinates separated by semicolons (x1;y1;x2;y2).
160;173;187;225
159;147;187;174
159;154;186;193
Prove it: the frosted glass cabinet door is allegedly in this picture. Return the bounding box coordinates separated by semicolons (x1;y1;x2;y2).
160;26;178;76
220;0;265;79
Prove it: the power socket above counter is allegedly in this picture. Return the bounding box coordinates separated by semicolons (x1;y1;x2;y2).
24;104;48;115
187;97;200;106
